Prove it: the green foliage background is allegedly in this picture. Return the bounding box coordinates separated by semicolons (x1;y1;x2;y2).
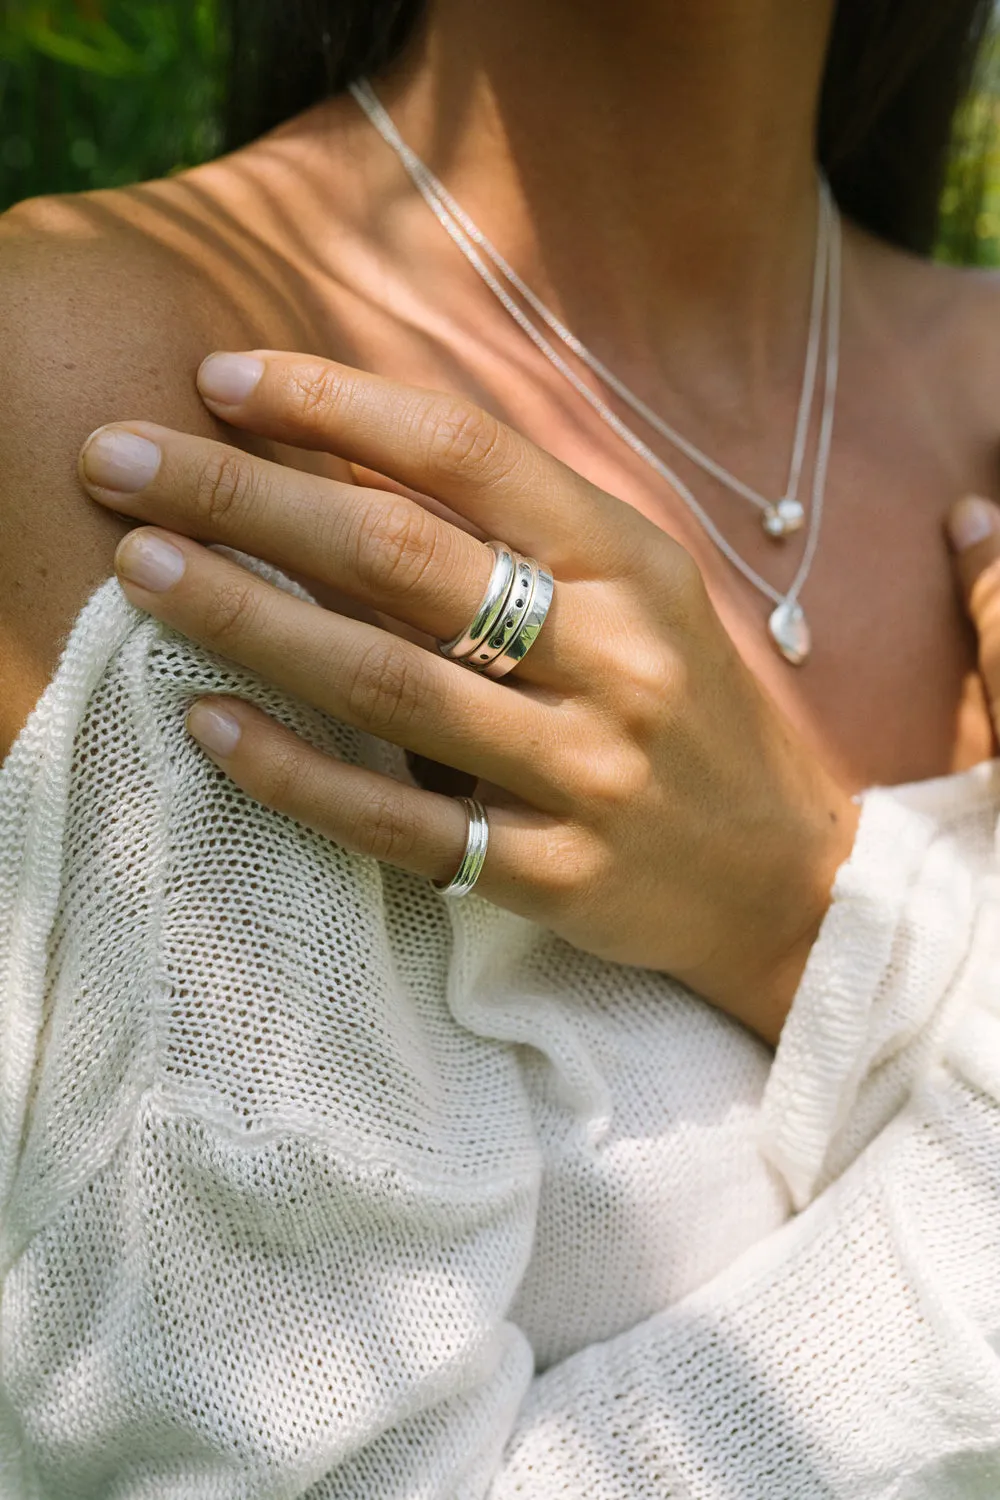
1;0;224;204
2;0;1000;266
939;29;1000;265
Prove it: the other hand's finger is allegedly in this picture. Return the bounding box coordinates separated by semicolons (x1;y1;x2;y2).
948;495;1000;713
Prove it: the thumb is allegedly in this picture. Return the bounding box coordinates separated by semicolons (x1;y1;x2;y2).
947;496;1000;604
947;496;1000;710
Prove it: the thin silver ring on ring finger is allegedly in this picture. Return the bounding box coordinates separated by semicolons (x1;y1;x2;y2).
433;797;490;896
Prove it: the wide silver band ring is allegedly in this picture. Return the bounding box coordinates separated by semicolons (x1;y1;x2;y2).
466;557;538;673
437;538;553;678
484;562;554;679
433;797;489;898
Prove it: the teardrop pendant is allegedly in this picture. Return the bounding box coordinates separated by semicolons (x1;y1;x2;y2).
762;497;806;540
768;600;811;665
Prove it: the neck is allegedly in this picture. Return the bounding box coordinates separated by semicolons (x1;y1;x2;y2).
371;0;836;399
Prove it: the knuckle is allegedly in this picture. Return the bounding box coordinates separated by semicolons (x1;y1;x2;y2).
344;640;423;736
532;826;599;907
201;577;262;649
620;680;681;747
663;545;708;625
674;545;706;601
601;634;683;739
636;539;708;626
411;395;508;485
354;499;438;598
287;362;347;424
567;743;651;811
350;788;415;864
196;449;256;526
256;736;309;809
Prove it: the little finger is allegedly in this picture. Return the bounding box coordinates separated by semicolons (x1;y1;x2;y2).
185;695;558;908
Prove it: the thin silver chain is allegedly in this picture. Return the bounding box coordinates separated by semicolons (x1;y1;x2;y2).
352;77;827;523
350;78;841;616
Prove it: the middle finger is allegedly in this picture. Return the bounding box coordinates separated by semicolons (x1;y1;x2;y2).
80;421;578;687
112;525;574;814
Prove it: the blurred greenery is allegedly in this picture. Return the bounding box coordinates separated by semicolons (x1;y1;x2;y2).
2;0;1000;266
939;28;1000;265
0;0;224;204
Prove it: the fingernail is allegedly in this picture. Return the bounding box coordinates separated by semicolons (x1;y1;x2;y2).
116;531;186;591
948;496;997;551
187;701;242;756
82;428;162;493
198;353;265;406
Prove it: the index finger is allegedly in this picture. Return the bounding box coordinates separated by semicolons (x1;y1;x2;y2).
195;350;652;578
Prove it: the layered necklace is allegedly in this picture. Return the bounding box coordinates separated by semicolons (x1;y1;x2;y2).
350;79;841;665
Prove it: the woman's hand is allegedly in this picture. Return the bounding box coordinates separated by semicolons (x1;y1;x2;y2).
78;351;857;1044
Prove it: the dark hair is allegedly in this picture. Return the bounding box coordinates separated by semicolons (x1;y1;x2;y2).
224;0;992;256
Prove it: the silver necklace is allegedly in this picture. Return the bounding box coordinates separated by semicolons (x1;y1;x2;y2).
352;79;828;547
351;79;841;665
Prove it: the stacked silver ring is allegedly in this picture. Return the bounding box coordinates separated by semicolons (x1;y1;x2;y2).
433;539;554;897
433;798;490;897
437;540;555;680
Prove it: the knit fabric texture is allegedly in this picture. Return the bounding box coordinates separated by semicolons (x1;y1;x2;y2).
2;574;1000;1498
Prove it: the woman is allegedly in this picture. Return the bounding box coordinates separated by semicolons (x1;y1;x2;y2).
3;0;1000;1494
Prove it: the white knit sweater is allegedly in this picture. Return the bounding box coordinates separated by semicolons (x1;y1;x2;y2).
2;572;1000;1499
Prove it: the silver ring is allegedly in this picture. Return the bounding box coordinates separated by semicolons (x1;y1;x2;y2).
436;540;554;678
464;557;537;673
433;797;489;898
484;562;554;679
437;542;516;662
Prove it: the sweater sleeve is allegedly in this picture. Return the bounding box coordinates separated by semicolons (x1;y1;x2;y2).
8;578;1000;1498
483;767;1000;1498
760;764;1000;1208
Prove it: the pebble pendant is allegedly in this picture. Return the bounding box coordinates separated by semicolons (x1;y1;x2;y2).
768;600;811;665
762;497;806;540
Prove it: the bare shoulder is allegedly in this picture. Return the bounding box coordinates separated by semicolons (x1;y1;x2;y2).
846;221;1000;488
848;220;996;340
863;224;1000;380
934;254;1000;397
920;252;1000;480
0;176;300;759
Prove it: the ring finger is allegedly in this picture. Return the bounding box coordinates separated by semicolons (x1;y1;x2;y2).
113;526;574;812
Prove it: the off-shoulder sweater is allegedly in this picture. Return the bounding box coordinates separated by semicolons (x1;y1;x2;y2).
2;572;1000;1499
